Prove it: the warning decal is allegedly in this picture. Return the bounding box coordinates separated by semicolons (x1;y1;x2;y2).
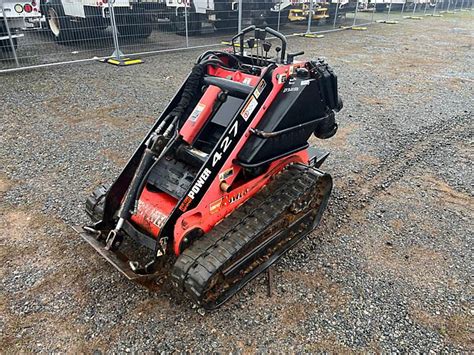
210;198;222;214
241;95;258;121
189;103;206;122
219;168;234;181
254;80;267;98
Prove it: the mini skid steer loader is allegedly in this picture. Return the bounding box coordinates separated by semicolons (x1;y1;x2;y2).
80;26;343;309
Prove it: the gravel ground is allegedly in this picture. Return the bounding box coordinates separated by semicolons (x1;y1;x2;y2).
1;11;473;352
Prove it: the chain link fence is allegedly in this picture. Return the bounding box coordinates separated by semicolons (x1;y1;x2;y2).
0;0;472;72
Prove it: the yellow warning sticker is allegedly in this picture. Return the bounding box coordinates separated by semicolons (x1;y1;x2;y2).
219;168;234;181
254;80;266;99
210;198;222;214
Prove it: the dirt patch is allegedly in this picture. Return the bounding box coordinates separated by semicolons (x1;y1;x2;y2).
389;218;404;232
46;97;132;128
0;175;12;194
1;311;90;352
0;174;13;194
281;270;351;311
418;174;474;214
410;306;474;350
0;205;98;352
280;302;311;328
0;210;33;243
316;122;359;150
101;148;129;167
359;95;392;108
65;104;130;127
365;241;449;287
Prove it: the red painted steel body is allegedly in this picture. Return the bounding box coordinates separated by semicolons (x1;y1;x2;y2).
130;188;176;237
130;61;309;255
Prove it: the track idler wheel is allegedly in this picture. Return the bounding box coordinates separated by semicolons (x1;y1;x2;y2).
85;184;108;222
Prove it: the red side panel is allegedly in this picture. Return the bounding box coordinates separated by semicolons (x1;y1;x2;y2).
173;152;308;255
130;187;177;237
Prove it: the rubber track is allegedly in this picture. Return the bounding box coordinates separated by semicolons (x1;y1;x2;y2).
171;163;328;309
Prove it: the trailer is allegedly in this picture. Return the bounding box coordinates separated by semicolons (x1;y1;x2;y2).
1;0;41;53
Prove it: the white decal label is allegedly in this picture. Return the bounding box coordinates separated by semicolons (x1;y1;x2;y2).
137;201;167;227
283;87;299;93
301;79;311;86
241;95;258;121
278;74;287;84
189;103;205;122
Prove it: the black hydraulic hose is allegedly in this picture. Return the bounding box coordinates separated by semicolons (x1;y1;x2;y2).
116;147;156;221
132;119;179;212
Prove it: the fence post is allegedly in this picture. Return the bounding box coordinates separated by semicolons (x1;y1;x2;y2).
277;0;282;32
238;0;242;33
460;0;464;10
353;0;360;26
387;0;393;20
108;0;124;59
333;0;340;28
424;0;429;14
1;5;20;67
184;0;189;47
306;0;314;33
412;1;417;14
371;0;376;22
400;0;406;17
433;0;438;15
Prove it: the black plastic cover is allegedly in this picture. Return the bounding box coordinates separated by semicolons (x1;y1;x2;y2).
238;59;340;166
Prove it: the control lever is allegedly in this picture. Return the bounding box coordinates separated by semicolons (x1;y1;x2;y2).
275;46;281;62
254;29;266;65
247;38;255;48
287;50;305;64
247;38;256;66
262;41;272;62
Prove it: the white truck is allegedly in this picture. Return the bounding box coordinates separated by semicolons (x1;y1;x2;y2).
1;0;41;53
362;0;432;12
40;0;160;41
39;0;285;41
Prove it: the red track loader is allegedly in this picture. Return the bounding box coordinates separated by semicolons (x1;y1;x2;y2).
79;26;343;309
